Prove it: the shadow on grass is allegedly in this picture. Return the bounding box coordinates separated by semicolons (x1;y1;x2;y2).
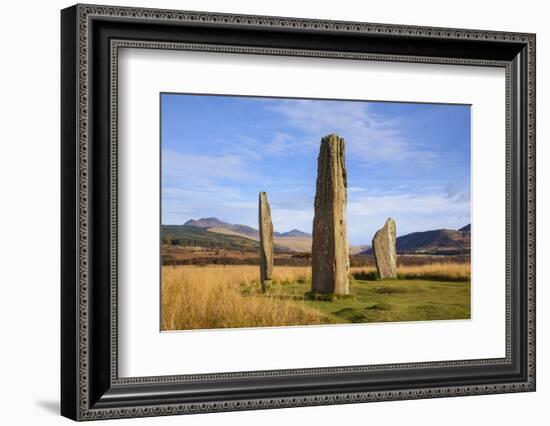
263;294;307;301
304;292;357;302
373;286;412;294
352;270;468;282
333;304;393;323
351;271;379;280
366;302;392;311
397;273;469;282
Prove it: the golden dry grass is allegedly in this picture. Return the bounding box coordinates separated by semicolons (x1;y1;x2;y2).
161;263;470;330
350;262;470;281
398;262;470;280
350;263;470;281
161;266;322;331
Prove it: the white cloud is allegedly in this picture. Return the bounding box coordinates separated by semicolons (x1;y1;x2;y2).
214;136;264;161
266;99;437;165
347;190;470;244
163;179;470;245
223;201;257;209
259;189;470;244
264;132;294;154
348;193;469;217
270;207;313;234
161;185;251;224
162;149;258;184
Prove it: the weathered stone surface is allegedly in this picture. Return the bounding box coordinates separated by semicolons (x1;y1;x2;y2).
311;134;349;295
372;218;397;279
258;192;274;291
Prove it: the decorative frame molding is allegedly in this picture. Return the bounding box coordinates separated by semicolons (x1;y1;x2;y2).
61;4;536;421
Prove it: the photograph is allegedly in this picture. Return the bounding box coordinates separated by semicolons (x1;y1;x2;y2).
160;93;472;331
58;4;536;420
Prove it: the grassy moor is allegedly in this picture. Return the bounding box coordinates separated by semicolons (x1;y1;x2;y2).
161;263;470;331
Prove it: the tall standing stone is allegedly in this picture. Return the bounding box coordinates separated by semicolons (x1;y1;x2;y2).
372;218;397;279
258;191;274;291
311;134;349;295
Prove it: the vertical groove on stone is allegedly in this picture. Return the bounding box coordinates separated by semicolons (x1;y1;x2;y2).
311;134;349;295
259;192;274;291
372;218;397;279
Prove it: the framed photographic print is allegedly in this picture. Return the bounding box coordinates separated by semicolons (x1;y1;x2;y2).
61;4;536;421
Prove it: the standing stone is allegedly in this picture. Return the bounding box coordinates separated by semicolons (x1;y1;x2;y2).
258;192;274;291
311;134;349;295
372;218;397;279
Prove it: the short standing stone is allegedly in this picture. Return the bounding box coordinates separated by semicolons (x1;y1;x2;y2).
258;192;274;291
372;218;397;279
311;134;349;295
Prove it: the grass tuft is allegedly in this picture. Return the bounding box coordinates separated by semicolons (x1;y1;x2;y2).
162;266;324;331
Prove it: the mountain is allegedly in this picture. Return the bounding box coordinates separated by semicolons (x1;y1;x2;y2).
362;224;471;255
183;217;313;252
184;218;311;240
181;218;471;255
275;229;312;238
184;217;228;228
162;225;260;252
184;217;259;238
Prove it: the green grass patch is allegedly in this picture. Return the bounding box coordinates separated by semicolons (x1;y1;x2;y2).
247;277;470;325
333;308;369;323
373;286;413;294
366;302;392;311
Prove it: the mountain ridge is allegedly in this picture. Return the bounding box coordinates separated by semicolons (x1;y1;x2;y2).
180;218;470;255
183;217;312;238
362;224;471;255
276;229;311;238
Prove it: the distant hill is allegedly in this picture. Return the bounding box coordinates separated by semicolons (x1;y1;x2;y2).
184;217;228;228
184;217;259;239
166;220;469;255
163;225;260;252
275;229;312;238
181;217;471;255
184;217;311;238
349;245;370;255
271;237;312;252
362;224;471;255
183;217;312;252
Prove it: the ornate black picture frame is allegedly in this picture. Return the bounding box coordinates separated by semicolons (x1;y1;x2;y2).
61;4;536;421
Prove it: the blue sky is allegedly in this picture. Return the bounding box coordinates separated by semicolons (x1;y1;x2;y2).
161;94;471;245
